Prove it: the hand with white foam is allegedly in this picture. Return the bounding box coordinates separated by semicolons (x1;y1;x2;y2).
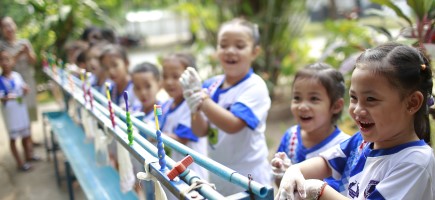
180;67;205;112
300;179;327;200
271;152;292;178
179;67;202;93
275;165;307;200
183;89;204;112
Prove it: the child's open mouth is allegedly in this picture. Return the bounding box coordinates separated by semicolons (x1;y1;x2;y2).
225;59;237;65
300;116;313;122
358;121;375;131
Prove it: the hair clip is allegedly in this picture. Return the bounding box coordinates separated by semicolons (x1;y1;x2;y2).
428;95;434;107
421;64;426;71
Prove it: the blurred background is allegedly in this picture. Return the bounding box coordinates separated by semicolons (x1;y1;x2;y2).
0;0;433;199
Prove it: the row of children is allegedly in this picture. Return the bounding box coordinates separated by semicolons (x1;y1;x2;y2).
175;18;435;199
62;16;435;199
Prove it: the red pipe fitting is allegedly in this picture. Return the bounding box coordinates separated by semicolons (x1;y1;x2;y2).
167;155;194;180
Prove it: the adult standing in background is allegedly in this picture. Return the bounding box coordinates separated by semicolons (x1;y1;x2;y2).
0;16;38;122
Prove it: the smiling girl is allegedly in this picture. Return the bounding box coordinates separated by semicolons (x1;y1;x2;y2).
276;42;435;200
179;18;271;195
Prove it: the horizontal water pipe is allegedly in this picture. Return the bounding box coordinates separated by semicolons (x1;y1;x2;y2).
47;68;271;198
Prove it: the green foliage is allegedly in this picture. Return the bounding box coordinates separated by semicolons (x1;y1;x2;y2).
319;19;376;71
0;0;114;83
171;0;311;96
371;0;413;26
369;0;434;45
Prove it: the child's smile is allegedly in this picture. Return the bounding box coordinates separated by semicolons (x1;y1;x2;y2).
217;24;259;84
223;57;238;65
299;115;313;123
291;78;334;135
357;120;375;133
349;67;416;148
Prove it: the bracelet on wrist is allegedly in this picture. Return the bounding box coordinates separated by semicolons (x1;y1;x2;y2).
316;182;328;200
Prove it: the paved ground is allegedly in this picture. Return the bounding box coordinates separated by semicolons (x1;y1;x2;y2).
0;102;86;200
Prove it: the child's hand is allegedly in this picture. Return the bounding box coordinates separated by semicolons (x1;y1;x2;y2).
275;165;306;200
300;179;327;200
180;67;206;112
22;85;29;95
183;89;204;112
271;152;292;178
179;67;202;92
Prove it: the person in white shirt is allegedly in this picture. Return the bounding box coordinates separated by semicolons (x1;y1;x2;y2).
0;50;36;171
272;63;350;191
161;53;208;180
180;18;271;196
276;42;435;200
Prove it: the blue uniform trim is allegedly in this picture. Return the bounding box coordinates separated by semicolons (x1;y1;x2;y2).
367;189;385;200
160;99;198;142
209;69;253;103
202;76;222;89
230;102;259;130
0;75;15;95
276;129;292;153
328;133;363;180
367;140;426;157
275;125;345;191
350;138;427;177
112;81;133;105
294;125;342;162
325;177;341;191
173;124;199;142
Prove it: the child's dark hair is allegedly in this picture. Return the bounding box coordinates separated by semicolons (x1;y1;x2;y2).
218;18;260;46
292;63;346;124
99;44;129;64
355;42;433;144
101;28;117;44
162;52;196;70
130;62;160;81
81;26;101;41
76;51;87;65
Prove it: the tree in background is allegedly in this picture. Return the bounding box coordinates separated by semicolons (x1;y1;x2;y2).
174;0;313;97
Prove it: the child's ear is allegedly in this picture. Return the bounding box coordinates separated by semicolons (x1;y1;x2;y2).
332;98;344;114
252;46;261;58
407;91;424;114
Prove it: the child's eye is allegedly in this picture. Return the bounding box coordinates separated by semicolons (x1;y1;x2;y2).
366;97;377;101
219;44;228;49
292;96;300;101
350;95;357;103
237;45;246;49
310;96;320;101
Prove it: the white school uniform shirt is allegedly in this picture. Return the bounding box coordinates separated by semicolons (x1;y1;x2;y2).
276;125;350;190
88;74;111;94
160;99;208;180
320;132;435;199
0;72;30;133
132;102;161;139
110;81;140;110
203;69;272;195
